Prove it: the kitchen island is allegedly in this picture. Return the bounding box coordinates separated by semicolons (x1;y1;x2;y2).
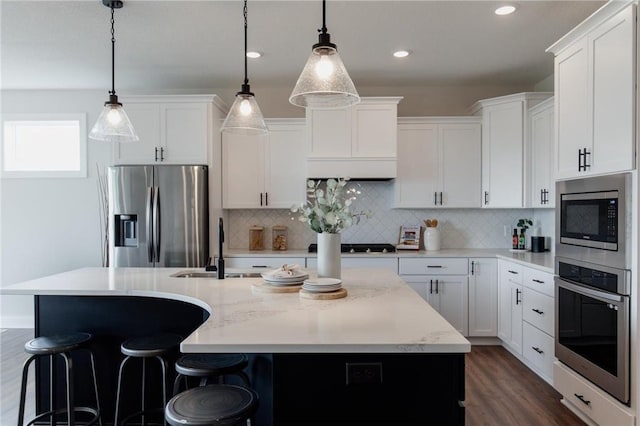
2;267;470;425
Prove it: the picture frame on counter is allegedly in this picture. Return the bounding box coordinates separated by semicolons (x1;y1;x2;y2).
397;225;422;250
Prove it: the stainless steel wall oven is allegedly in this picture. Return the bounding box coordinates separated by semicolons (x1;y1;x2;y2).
555;256;631;404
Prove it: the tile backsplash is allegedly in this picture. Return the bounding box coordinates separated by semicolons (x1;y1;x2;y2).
228;181;555;250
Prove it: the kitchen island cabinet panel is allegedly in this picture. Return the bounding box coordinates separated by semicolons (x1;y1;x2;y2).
306;256;398;273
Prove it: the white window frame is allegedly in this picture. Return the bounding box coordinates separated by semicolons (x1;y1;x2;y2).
1;113;87;178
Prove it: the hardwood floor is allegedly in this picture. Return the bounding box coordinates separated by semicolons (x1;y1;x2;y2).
1;329;583;426
466;346;584;426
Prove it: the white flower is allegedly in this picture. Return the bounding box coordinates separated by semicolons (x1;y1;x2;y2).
291;178;372;234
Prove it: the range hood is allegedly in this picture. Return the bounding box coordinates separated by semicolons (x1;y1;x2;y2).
305;97;402;180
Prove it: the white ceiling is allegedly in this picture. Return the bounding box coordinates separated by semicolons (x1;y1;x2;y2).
1;0;605;92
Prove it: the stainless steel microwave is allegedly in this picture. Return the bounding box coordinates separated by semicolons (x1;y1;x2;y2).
556;173;632;270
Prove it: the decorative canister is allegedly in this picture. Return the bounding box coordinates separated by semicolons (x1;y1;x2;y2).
249;226;264;250
272;226;288;251
423;220;441;251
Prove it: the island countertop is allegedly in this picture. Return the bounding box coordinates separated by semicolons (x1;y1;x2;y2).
1;267;470;354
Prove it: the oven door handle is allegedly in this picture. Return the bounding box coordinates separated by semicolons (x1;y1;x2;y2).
556;278;624;303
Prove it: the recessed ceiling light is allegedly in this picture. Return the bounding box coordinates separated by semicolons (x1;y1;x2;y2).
495;5;516;16
393;50;410;58
246;51;262;59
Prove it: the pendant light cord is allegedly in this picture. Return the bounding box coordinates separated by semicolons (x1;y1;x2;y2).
110;6;116;96
320;0;327;34
243;0;248;86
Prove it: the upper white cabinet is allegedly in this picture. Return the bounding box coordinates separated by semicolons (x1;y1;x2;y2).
394;118;481;208
306;97;402;179
223;119;307;209
548;2;636;179
527;98;555;208
472;92;552;208
114;95;222;165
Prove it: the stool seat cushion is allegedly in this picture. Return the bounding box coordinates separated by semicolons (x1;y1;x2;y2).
24;332;92;355
176;354;249;377
121;333;183;357
166;385;258;426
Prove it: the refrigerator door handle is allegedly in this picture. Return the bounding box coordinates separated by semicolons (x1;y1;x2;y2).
146;186;154;263
153;186;161;262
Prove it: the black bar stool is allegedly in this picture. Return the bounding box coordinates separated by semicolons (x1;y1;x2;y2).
114;334;182;426
165;384;258;426
173;354;251;395
17;332;102;426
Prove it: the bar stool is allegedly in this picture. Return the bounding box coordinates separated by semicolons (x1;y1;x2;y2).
17;332;102;426
114;333;183;426
165;384;258;426
173;354;251;395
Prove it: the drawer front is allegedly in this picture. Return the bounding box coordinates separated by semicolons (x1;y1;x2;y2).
523;267;554;297
522;287;554;336
226;257;306;269
307;257;398;273
399;258;468;275
553;362;635;426
498;260;523;285
522;322;554;381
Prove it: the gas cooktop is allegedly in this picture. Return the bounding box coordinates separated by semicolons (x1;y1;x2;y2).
307;243;396;254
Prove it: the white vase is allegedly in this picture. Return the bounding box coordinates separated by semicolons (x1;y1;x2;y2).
424;227;441;251
317;232;341;279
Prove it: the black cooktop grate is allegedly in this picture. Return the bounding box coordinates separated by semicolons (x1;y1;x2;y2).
307;243;396;253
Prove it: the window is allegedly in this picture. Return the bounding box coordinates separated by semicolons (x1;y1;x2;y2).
1;113;87;178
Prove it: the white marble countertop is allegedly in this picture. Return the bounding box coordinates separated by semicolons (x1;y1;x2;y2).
226;248;555;273
1;267;470;354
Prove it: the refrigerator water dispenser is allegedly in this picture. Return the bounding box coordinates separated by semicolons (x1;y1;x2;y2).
114;214;138;247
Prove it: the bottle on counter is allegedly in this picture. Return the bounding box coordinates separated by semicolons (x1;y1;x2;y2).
518;229;526;250
512;228;519;249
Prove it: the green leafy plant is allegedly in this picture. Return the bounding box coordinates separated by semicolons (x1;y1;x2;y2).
291;178;372;234
517;218;533;232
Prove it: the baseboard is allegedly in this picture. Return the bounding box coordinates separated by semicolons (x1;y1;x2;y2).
468;336;501;346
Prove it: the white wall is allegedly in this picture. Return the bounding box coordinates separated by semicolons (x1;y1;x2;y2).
0;90;112;327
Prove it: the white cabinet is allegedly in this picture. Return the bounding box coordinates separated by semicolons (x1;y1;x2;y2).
306;257;398;274
306;97;402;179
115;95;218;165
527;98;555;208
497;260;523;355
548;3;636;179
471;93;552;208
400;258;468;336
468;258;497;337
404;275;468;336
223;119;306;209
394;118;481;208
225;257;307;269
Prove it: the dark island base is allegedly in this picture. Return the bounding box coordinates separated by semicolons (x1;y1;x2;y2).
33;295;465;426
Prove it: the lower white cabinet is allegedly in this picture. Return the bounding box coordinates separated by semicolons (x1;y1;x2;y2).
522;322;554;382
306;257;398;274
554;361;635;426
497;260;523;355
225;257;306;269
404;275;469;336
468;258;497;337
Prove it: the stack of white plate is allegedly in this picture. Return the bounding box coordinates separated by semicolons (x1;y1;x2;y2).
302;278;343;293
261;270;309;286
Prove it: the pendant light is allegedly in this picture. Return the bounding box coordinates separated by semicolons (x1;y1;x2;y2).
89;0;139;143
289;0;360;109
221;0;268;135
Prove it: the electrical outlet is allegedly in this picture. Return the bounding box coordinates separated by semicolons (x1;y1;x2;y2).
345;362;383;385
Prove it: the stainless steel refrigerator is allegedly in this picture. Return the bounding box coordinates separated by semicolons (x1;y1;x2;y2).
108;165;209;267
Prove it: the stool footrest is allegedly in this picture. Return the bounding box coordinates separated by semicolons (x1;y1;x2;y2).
24;407;100;426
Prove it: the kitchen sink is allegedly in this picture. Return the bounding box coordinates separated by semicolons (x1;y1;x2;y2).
171;269;263;279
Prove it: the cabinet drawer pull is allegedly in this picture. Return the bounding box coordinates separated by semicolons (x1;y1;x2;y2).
532;346;544;354
484;191;489;205
260;192;263;206
515;288;522;305
435;279;439;294
574;394;591;406
429;279;433;294
470;261;475;275
508;270;518;275
532;308;544;315
434;192;438;205
439;192;443;205
427;265;443;268
155;147;159;162
160;147;165;161
532;279;545;284
265;192;268;206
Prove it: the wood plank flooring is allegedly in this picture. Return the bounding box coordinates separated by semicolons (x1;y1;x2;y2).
1;329;583;426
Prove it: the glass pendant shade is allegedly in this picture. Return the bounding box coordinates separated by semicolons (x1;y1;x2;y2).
289;46;360;109
221;92;268;135
89;101;139;143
